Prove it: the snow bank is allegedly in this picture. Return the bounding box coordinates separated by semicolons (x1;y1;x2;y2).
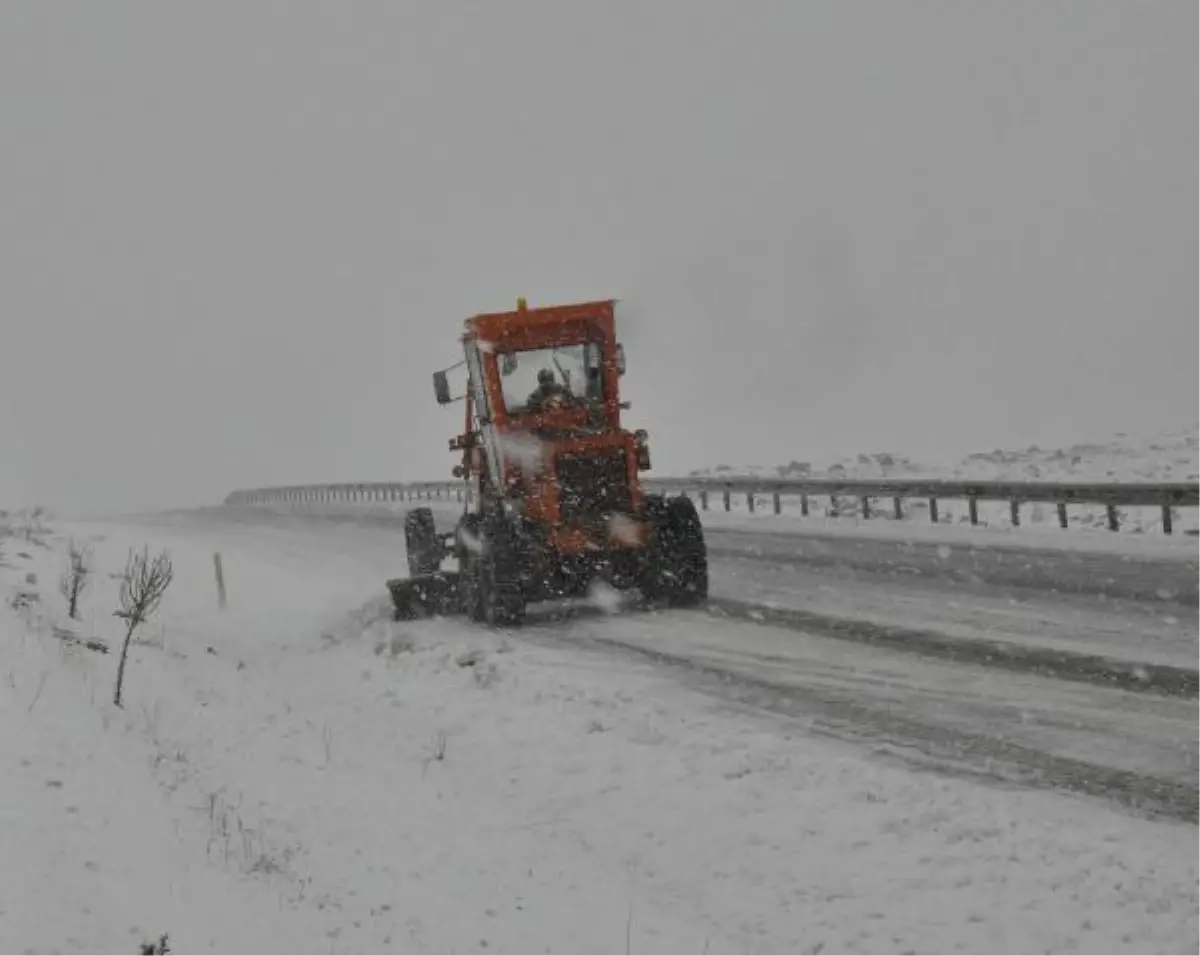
0;532;328;953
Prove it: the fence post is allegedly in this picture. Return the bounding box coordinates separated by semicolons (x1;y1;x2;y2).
723;487;731;512
1107;505;1120;532
1057;502;1068;529
773;491;781;515
1010;499;1020;527
893;497;903;520
213;553;227;610
800;493;809;517
861;496;871;519
699;489;709;511
746;492;755;513
929;498;939;524
1162;504;1173;535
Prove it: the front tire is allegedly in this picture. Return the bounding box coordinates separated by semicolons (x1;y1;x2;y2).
641;495;709;606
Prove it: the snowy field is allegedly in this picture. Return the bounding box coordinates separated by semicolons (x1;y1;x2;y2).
2;507;1197;954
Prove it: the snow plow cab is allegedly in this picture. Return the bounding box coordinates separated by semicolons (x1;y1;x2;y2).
387;297;708;626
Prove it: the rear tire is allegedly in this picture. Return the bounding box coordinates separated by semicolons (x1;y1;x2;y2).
641;495;708;607
404;508;442;577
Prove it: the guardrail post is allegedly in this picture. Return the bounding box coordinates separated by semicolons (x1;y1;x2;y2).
893;497;902;520
699;489;709;511
773;491;781;515
723;487;731;512
968;496;979;525
1010;499;1020;527
929;497;938;523
1162;504;1173;534
861;496;871;519
1057;502;1068;529
747;492;755;513
1107;505;1120;532
800;493;809;517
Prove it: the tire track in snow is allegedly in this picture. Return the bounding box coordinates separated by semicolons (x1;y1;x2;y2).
706;598;1198;697
515;604;1199;824
704;528;1199;607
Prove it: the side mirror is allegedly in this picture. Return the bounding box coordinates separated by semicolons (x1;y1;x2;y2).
500;352;518;376
433;370;451;405
616;343;627;376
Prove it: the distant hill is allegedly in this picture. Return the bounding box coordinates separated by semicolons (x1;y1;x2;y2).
690;425;1199;485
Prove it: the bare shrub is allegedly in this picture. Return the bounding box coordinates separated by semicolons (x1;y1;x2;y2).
139;932;170;954
58;539;92;620
113;547;174;708
421;729;448;775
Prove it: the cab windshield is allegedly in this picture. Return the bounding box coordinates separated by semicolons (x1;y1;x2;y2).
498;344;603;415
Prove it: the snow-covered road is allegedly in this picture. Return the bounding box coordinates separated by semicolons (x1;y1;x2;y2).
4;506;1197;953
126;506;1200;818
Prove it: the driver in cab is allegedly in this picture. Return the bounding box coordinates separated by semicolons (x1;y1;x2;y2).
527;368;571;411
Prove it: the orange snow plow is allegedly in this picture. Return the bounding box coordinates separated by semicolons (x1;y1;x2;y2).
387;297;707;625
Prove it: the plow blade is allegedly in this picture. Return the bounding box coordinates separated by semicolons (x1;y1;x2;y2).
387;571;462;620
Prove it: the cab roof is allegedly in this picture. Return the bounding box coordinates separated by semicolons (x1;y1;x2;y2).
464;298;616;348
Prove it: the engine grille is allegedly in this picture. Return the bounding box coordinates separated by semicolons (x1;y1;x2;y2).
556;449;632;524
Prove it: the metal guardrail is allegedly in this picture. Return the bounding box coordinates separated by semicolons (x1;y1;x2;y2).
224;476;1200;534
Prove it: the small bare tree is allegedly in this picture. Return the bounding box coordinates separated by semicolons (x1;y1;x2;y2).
139;932;170;955
113;546;174;707
59;539;92;620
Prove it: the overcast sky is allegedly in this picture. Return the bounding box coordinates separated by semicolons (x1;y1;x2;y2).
1;2;1195;514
